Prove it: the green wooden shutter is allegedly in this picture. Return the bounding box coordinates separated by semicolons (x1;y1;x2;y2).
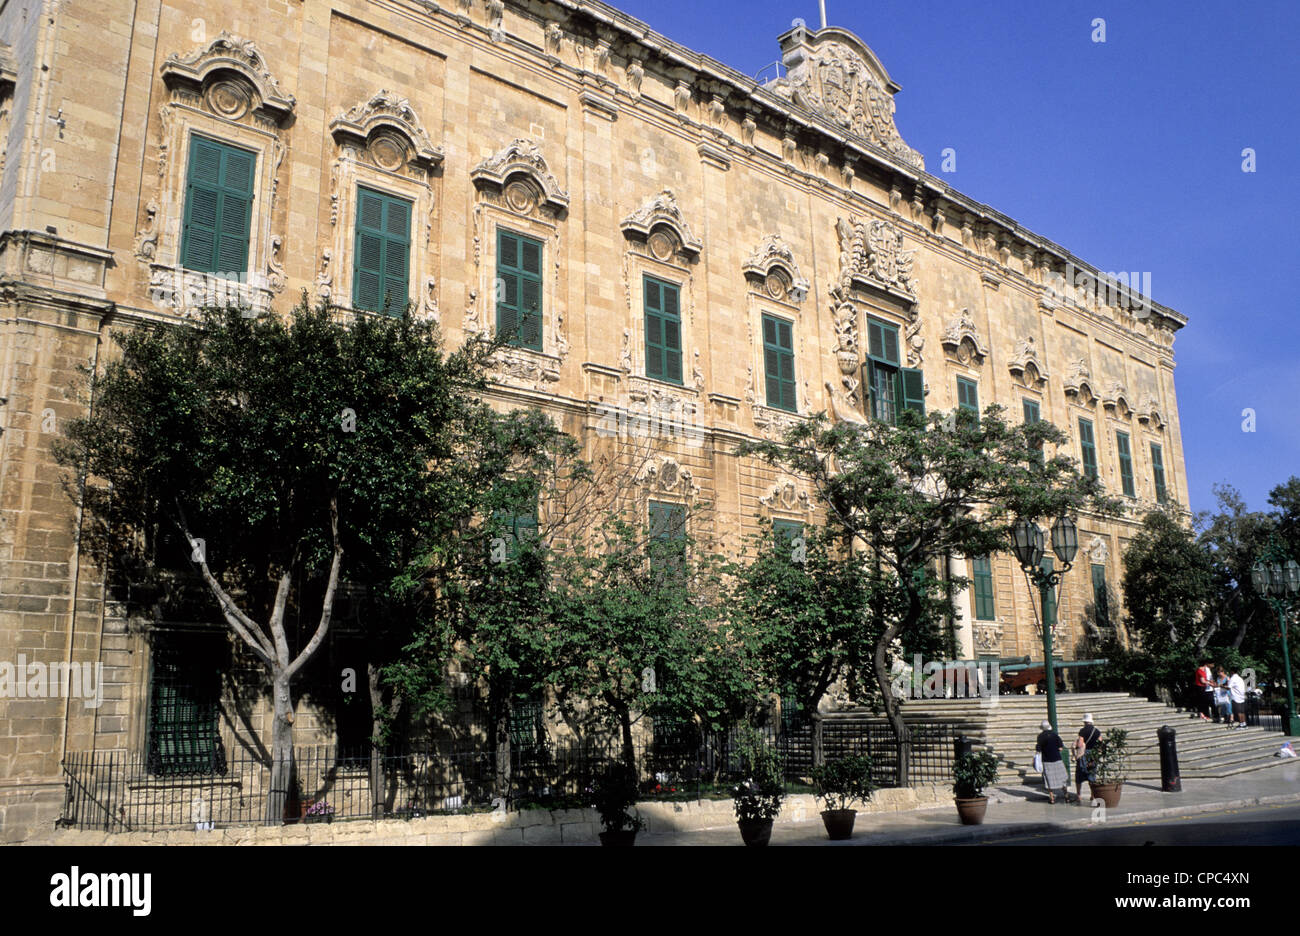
182;136;255;276
1151;443;1168;504
1023;399;1042;462
645;277;682;384
1078;418;1098;479
1116;431;1135;497
901;367;925;416
497;229;542;349
763;314;796;412
353;188;410;315
957;377;979;413
1091;563;1110;628
972;556;996;621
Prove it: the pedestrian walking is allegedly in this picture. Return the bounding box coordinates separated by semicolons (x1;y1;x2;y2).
1035;719;1068;804
1227;668;1248;729
1074;712;1102;804
1196;660;1215;720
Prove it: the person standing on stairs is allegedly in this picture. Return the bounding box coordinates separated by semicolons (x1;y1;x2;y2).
1227;668;1248;729
1196;660;1215;720
1036;719;1068;804
1074;712;1102;804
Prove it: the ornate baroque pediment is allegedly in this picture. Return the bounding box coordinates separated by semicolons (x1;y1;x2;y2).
161;32;295;125
1136;392;1164;429
1085;535;1109;565
621;189;702;260
833;216;916;302
1008;335;1049;387
1101;379;1132;417
330;91;444;172
1062;358;1096;404
773;26;923;170
759;480;812;513
470;139;569;214
637;455;700;497
941;309;989;366
742;235;809;303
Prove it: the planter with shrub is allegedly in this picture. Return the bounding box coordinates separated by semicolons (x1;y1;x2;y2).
811;754;876;840
951;750;999;825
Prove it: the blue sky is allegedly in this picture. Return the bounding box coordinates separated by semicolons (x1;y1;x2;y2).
611;0;1300;516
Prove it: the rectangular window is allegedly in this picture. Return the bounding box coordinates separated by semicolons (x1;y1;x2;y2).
865;316;925;425
1116;431;1136;497
1091;563;1110;629
1151;442;1168;504
353;187;411;316
762;313;797;412
1078;418;1098;479
508;697;546;758
148;631;226;776
972;556;996;621
493;506;538;560
772;518;804;559
648;500;686;582
497;229;543;350
1023;399;1042;462
957;377;979;414
181;135;256;276
644;276;683;384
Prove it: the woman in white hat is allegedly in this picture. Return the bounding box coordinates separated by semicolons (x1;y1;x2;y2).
1074;712;1102;804
1035;719;1068;804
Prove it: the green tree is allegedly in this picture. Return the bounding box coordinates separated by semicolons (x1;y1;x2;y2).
1122;508;1217;658
55;299;564;820
738;405;1113;782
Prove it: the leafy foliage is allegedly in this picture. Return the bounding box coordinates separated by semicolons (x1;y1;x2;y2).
811;754;876;811
1089;728;1130;784
951;750;999;799
590;762;645;834
730;726;785;821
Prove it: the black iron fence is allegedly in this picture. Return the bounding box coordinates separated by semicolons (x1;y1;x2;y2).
60;722;960;833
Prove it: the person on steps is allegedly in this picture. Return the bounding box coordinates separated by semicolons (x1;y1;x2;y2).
1036;719;1068;804
1075;712;1102;804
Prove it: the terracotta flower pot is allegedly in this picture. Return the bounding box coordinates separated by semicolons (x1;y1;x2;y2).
821;809;857;840
737;818;774;847
954;796;988;825
598;829;637;847
1088;781;1123;809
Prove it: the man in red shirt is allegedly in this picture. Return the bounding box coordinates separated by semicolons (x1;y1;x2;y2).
1195;660;1214;721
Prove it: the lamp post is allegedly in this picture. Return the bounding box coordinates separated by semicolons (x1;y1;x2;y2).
1251;551;1300;737
1011;514;1079;732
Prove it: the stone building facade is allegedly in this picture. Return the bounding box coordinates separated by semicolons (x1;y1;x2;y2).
0;0;1188;840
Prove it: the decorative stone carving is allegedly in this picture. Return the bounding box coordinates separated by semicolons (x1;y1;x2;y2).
692;348;705;392
673;81;692;122
620;190;702;260
740;116;757;148
1085;535;1109;565
1136;392;1164;429
1062;358;1096;404
492;346;562;388
315;250;333;300
1101;379;1132;417
620;327;633;373
760;480;812;513
841;160;855;188
707;94;726;132
330;90;444;172
833;216;916;302
960;216;975;249
471;139;569;214
626;59;644;98
888;184;902;211
266;234;285;293
161;32;295;125
422;276;439;322
742;234;809;303
941;309;989;366
905;318;924;368
773;27;923;169
594;40;612;78
974;623;1004;654
637;455;700;497
544;22;563;58
824;379;867;425
134;200;159;262
487;0;504;30
1008;335;1048;387
781;135;797;163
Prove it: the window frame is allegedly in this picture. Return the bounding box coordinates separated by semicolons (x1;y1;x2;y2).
865;315;925;425
957;376;980;415
762;312;798;413
496;227;545;351
1151;442;1168;504
1115;430;1136;498
1091;562;1110;629
180;134;257;278
643;274;684;385
1078;417;1099;480
971;556;996;622
352;185;413;316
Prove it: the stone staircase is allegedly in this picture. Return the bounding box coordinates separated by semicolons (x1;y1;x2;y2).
881;692;1294;782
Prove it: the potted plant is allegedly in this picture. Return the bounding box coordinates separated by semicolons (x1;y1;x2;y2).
951;750;999;825
731;728;785;846
303;800;335;824
592;763;645;846
811;754;876;840
1086;728;1129;808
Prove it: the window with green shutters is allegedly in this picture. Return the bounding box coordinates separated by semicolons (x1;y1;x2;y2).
1091;563;1110;629
352;187;411;316
864;316;925;425
644;276;682;384
762;313;797;412
496;229;543;350
147;631;226;776
1078;418;1098;479
1116;431;1136;497
1151;442;1168;504
648;500;686;583
972;556;996;621
1023;398;1043;462
957;377;979;414
181;135;256;276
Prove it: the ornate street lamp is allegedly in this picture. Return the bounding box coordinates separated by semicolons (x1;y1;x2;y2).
1012;515;1078;733
1252;549;1300;736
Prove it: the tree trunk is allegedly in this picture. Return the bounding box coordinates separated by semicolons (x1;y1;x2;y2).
811;710;825;768
266;672;295;824
618;704;636;775
367;661;386;820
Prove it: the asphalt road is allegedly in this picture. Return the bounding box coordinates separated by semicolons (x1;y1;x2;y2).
976;802;1300;845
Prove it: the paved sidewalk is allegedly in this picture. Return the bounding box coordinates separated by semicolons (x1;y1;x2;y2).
631;758;1300;846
